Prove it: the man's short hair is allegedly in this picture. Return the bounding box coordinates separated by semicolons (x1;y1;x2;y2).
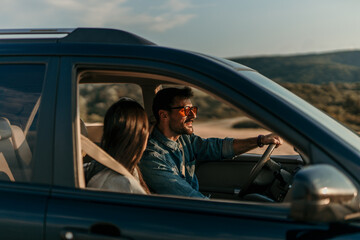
152;86;194;122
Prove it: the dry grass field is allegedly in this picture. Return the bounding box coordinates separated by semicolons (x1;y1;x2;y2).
194;117;297;155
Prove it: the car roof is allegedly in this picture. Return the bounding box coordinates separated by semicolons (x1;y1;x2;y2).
0;27;253;73
0;28;155;45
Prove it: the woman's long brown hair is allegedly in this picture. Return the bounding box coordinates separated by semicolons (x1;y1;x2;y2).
101;98;150;194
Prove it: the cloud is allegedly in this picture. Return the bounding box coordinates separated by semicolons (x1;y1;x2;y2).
0;0;195;32
149;14;195;32
160;0;194;12
45;0;85;10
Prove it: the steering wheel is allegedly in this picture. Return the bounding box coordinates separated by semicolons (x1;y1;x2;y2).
238;144;276;197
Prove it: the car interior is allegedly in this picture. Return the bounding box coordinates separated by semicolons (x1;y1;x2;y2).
77;68;305;203
0;98;39;183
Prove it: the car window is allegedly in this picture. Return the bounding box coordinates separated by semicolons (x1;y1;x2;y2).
80;83;144;123
190;87;297;155
0;64;45;182
76;69;300;205
79;83;144;144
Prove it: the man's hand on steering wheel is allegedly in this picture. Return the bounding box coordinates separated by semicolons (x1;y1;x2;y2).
259;133;283;148
238;133;283;198
232;133;283;156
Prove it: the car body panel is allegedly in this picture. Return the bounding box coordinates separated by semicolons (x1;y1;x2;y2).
0;183;48;239
46;186;329;240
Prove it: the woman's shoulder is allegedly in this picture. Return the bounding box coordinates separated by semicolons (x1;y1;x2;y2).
87;169;146;194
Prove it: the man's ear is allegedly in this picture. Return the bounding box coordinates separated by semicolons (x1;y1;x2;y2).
159;110;168;119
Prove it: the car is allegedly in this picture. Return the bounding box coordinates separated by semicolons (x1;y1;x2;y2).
0;27;360;239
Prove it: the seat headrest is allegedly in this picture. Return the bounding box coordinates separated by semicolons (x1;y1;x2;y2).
80;119;88;137
0;118;12;140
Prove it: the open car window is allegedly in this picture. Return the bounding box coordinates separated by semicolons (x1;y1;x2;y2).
190;87;297;155
79;83;143;144
77;68;303;204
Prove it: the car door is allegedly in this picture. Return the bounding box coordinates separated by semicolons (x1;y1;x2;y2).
0;57;58;239
43;53;342;240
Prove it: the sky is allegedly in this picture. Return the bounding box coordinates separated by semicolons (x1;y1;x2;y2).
1;0;360;58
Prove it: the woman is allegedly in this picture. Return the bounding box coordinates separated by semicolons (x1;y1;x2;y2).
87;97;150;194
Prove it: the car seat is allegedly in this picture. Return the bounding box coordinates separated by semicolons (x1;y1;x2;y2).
0;117;32;182
0;118;17;181
10;124;32;181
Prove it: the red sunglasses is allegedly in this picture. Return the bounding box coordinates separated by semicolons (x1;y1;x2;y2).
169;106;198;117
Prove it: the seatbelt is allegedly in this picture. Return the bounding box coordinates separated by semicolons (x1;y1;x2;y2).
80;135;143;188
24;96;41;136
0;153;15;182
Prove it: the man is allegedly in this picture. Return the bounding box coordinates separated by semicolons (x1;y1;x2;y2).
139;87;283;198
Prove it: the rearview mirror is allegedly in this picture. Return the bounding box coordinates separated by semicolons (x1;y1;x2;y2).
289;164;358;223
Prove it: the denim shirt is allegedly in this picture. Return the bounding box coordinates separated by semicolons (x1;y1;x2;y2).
139;127;234;198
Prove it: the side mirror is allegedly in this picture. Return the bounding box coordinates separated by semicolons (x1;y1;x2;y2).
290;164;358;223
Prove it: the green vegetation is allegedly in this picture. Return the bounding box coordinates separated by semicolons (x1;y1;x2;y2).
80;83;144;123
230;50;360;84
80;83;241;123
232;119;261;129
280;82;360;131
230;50;360;131
192;89;241;121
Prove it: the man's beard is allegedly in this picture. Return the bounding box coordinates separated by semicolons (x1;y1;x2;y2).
170;120;193;135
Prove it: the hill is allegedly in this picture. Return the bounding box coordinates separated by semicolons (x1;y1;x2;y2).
229;50;360;84
229;50;360;131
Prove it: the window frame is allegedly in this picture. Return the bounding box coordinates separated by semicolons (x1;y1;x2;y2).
0;57;58;186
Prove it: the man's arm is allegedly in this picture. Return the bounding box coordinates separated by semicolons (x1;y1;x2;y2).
233;133;283;155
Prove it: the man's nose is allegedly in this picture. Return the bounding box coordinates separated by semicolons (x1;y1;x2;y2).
188;109;197;118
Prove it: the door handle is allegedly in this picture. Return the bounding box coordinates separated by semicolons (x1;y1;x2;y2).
61;223;132;240
61;231;131;240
